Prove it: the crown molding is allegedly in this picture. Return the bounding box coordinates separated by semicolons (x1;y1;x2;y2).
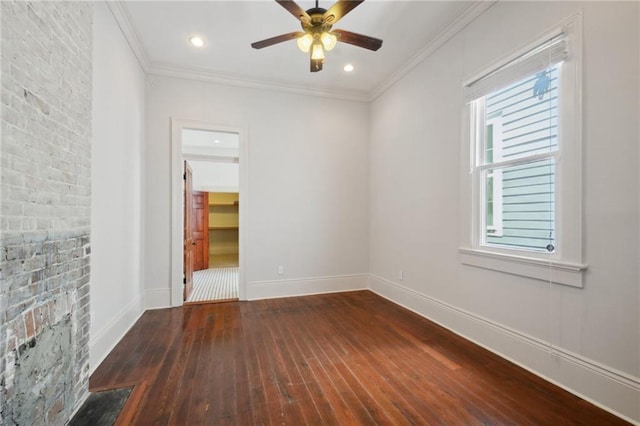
106;1;150;72
368;1;497;101
106;0;495;103
106;1;367;101
146;62;370;103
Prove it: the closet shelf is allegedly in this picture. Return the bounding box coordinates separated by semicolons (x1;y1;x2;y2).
209;201;239;207
209;226;239;230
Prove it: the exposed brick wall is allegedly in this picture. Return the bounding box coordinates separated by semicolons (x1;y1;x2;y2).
1;1;92;424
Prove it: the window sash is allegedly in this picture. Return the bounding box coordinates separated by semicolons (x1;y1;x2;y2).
480;158;556;252
476;151;558;172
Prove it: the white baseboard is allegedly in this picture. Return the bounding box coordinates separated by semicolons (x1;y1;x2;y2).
145;288;171;309
247;273;368;300
368;274;640;425
89;296;143;375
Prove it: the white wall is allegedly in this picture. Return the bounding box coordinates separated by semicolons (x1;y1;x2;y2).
90;2;146;372
145;77;370;305
369;1;639;422
188;160;239;193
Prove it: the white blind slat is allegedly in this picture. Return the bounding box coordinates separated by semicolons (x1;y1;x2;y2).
465;35;568;103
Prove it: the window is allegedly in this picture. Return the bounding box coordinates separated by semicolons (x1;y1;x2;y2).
460;15;586;288
476;64;560;251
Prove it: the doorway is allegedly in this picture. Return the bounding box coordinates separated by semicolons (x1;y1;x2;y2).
171;120;247;306
184;161;239;302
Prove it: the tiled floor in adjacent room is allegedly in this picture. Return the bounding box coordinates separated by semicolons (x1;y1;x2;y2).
187;267;238;303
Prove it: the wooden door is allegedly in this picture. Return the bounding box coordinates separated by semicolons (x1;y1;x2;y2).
191;191;209;271
183;161;194;301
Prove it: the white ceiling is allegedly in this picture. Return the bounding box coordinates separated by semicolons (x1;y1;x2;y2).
114;1;491;100
183;129;239;150
183;128;239;157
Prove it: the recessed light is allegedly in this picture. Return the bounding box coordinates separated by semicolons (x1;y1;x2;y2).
214;139;221;144
343;64;354;72
189;36;205;47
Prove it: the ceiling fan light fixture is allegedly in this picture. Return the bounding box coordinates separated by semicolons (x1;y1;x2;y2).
250;0;383;73
320;32;337;51
297;33;313;53
311;42;325;60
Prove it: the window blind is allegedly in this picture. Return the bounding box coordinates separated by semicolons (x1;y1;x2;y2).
480;63;561;251
464;34;568;104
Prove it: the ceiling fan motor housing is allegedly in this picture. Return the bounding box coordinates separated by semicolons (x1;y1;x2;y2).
301;8;332;34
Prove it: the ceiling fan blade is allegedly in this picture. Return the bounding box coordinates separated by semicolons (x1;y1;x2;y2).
333;29;382;51
276;0;311;24
310;59;324;72
251;31;304;49
323;0;364;24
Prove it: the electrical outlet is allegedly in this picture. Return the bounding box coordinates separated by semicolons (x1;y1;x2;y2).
278;265;284;275
399;270;404;281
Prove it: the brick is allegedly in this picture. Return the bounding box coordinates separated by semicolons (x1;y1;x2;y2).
47;396;64;423
1;1;92;422
25;311;35;339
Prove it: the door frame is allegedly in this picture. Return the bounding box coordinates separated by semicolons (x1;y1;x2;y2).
170;118;248;306
183;161;194;301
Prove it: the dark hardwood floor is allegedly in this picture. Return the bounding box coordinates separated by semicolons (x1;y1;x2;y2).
90;291;628;425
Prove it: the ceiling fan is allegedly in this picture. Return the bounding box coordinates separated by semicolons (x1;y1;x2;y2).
251;0;383;72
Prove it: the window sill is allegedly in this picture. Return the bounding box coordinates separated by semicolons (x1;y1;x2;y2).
459;248;587;288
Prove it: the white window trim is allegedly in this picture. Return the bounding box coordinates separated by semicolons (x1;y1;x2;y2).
459;12;586;288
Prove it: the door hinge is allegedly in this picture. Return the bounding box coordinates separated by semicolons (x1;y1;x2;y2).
183;277;186;284
183;173;186;180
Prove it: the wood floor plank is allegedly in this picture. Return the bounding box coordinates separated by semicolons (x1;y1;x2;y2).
173;328;206;423
350;295;542;424
242;309;273;425
259;300;310;425
282;296;369;424
337;295;519;424
322;307;437;425
90;291;630;425
276;306;339;424
298;305;404;424
265;325;323;424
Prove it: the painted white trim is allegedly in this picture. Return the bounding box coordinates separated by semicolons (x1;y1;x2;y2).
637;5;640;422
171;119;249;306
459;248;586;288
148;63;369;103
368;274;640;424
105;1;149;72
183;154;238;163
145;288;171;309
89;296;143;374
247;274;368;301
369;1;497;101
